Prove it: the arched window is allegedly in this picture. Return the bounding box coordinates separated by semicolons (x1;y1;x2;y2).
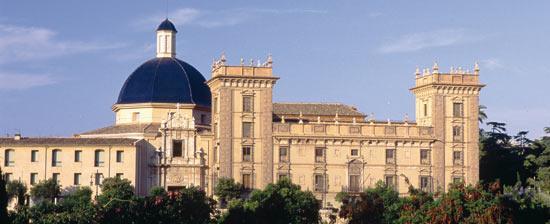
94;149;104;167
51;149;61;167
4;149;14;166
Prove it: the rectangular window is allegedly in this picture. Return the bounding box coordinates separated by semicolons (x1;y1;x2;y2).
315;148;325;163
116;150;124;163
386;149;396;164
132;112;140;122
95;173;103;186
420;149;430;165
74;150;82;162
242;146;252;162
30;173;38;185
172;140;183;157
453;103;463;117
385;175;396;189
453;151;463;165
349;175;361;192
116;173;124;179
243;96;253;112
242;174;252;189
351;149;359;156
94;150;104;167
31;150;38;162
314;174;325;192
74;173;81;185
52;150;61;167
279;147;289;162
52;173;60;183
200;114;207;124
453;126;462;141
242;122;253;138
423;103;428;117
4;150;14;166
420;176;431;192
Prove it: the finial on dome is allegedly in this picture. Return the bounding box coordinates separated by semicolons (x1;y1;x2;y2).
432;62;439;74
415;67;420;77
240;58;244;66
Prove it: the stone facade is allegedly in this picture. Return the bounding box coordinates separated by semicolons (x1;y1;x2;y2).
0;21;484;208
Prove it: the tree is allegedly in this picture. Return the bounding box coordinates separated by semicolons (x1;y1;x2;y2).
6;180;27;208
30;179;60;203
219;178;320;224
338;181;401;224
214;177;243;206
97;177;134;204
479;105;488;124
149;186;166;197
140;187;217;224
0;170;9;223
425;182;514;223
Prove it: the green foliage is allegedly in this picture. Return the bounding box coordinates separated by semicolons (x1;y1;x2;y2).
338;181;402;224
17;187;95;224
219;178;320;224
6;180;27;208
214;177;243;202
97;177;134;204
335;191;348;203
30;179;60;203
0;170;9;223
148;186;166;197
141;186;217;224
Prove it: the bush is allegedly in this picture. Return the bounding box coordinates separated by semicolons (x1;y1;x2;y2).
30;179;60;203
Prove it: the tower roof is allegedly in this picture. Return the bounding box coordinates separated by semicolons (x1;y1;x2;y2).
157;19;177;33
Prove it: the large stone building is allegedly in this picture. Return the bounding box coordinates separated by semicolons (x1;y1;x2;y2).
0;19;484;207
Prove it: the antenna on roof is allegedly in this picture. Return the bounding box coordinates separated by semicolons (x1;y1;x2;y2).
165;0;169;19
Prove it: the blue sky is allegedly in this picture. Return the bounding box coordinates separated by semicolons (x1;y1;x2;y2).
0;1;549;138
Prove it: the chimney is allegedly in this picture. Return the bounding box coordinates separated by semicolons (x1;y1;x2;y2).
14;133;21;141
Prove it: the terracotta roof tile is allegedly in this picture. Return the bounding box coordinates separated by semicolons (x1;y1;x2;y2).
273;103;364;117
0;137;138;146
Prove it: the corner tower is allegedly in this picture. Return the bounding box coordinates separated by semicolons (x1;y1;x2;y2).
207;55;279;189
411;63;484;190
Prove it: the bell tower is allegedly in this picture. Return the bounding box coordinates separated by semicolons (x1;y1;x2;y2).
411;63;484;190
207;54;279;189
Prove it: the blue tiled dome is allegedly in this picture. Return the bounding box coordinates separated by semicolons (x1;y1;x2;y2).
117;57;211;107
157;19;177;32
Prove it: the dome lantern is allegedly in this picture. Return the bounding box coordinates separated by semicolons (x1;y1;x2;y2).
156;19;177;58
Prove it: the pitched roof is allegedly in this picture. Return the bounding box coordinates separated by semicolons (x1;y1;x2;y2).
0;138;138;146
273;103;365;117
78;123;161;135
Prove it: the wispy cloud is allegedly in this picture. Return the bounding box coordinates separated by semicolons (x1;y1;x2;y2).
137;7;327;29
378;29;482;54
480;58;504;70
0;72;56;90
0;24;125;63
